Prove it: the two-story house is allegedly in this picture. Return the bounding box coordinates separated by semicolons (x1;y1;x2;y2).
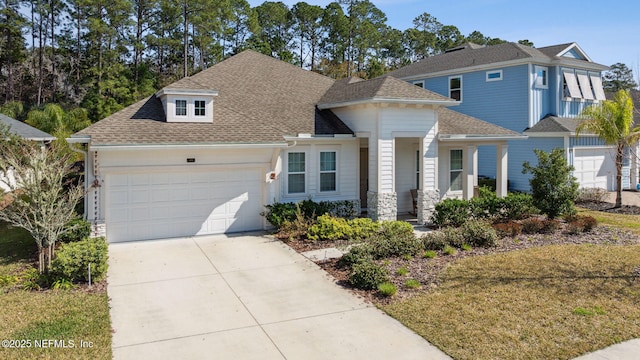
388;42;636;192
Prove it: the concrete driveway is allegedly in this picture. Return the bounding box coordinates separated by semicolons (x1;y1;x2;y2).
107;233;450;360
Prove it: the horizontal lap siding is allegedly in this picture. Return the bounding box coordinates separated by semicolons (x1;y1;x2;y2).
507;137;565;192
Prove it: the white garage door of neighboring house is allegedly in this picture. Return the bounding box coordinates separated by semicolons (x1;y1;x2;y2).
573;148;616;191
105;167;264;243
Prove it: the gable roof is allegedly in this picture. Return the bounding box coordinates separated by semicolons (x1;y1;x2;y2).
438;108;523;139
0;113;56;141
387;42;607;80
524;115;580;134
318;76;454;108
76;50;342;145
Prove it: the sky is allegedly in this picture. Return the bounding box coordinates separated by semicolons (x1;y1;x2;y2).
249;0;640;80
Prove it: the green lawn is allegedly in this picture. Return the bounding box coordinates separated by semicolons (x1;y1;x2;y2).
383;244;640;359
577;207;640;234
0;223;112;360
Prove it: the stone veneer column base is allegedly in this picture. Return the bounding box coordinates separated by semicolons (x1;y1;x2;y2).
417;189;440;225
367;191;397;221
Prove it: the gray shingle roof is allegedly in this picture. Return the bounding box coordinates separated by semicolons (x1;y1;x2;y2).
387;42;606;79
438;108;521;137
318;76;453;107
0;113;56;141
76;50;339;145
524;115;580;133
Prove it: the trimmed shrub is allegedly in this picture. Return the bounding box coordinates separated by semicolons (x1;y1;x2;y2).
263;199;360;229
368;232;424;259
51;237;108;283
521;218;545;234
262;202;298;228
59;218;92;243
421;227;464;250
492;221;523;238
379;220;414;238
307;214;353;241
498;193;538;221
377;282;398;296
349;260;389;290
339;244;374;267
539;219;561;234
432;199;471;227
348;217;380;241
461;220;497;248
566;215;598;234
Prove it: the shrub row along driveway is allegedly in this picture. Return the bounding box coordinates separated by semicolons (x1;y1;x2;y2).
107;233;450;360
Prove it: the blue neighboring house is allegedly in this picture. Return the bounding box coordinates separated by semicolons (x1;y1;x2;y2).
387;42;635;192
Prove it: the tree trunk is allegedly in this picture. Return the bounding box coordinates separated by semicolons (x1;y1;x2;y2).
50;0;57;102
37;5;44;106
183;1;188;78
615;143;624;208
38;245;44;273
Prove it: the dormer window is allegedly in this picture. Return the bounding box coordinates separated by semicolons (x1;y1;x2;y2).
194;100;206;116
176;100;187;116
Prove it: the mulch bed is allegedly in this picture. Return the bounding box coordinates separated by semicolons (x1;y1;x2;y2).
278;210;640;306
577;200;640;215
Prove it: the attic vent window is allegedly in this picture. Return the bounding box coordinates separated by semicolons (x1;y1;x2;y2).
194;100;206;116
535;66;548;88
486;70;503;82
176;100;187;116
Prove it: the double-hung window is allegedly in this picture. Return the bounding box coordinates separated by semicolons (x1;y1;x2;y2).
194;100;206;116
287;152;306;194
175;100;187;116
450;149;463;191
449;76;461;101
319;151;337;192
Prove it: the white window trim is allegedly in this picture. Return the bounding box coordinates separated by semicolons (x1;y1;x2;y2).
286;151;307;195
318;150;338;193
486;70;503;82
175;99;187;117
534;66;548;89
412;80;425;88
449;149;463;193
194;99;206;116
448;75;462;102
416;149;420;190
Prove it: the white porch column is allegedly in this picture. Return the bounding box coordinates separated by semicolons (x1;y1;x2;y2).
496;143;508;197
465;145;477;200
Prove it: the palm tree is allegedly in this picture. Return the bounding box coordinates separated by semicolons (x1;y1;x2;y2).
578;90;639;208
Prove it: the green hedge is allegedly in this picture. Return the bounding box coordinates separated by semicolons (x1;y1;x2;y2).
51;237;108;283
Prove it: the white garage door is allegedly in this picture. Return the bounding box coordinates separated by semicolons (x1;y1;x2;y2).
106;168;264;242
573;148;616;191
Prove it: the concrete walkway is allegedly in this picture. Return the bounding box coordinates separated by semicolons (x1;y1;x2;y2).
572;339;640;360
107;233;450;360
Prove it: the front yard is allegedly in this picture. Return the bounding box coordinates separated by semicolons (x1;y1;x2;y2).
0;222;111;360
277;197;640;359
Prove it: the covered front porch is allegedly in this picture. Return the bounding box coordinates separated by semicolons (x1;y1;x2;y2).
358;136;511;225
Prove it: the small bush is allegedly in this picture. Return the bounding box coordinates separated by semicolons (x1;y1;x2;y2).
51;278;76;290
423;250;437;259
576;187;608;203
493;221;523;238
349;217;380;241
443;245;456;256
340;244;374;267
432;199;471;227
422;231;448;250
20;267;43;290
461;243;472;251
277;209;313;241
368;232;423;259
307;214;353;241
349;260;389;290
539;219;561;234
461;220;497;248
51;237;108;283
262;202;298;228
521;218;545;234
396;267;409;276
59;218;92;243
263;199;360;229
498;193;538;221
379;220;414;238
0;274;18;287
404;279;421;289
377;282;398;297
566;215;598;234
